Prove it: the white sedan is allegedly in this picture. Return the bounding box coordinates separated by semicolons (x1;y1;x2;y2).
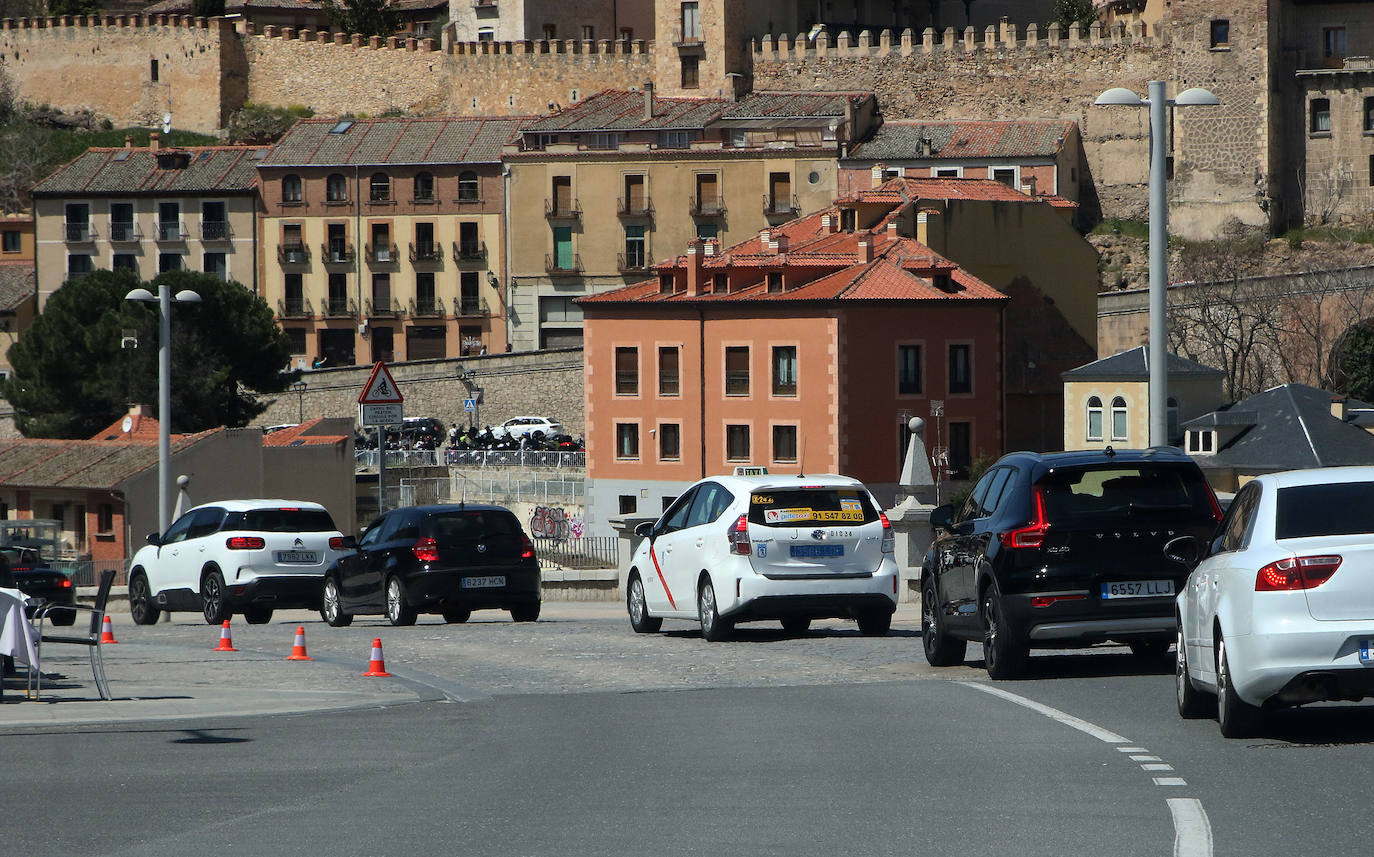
1175;467;1374;737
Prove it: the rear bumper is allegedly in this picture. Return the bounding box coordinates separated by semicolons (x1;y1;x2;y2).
224;575;323;610
405;565;542;610
1005;592;1176;645
1224;622;1374;706
723;562;899;622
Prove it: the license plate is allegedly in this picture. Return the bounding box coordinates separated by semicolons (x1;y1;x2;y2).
1361;640;1374;665
275;550;318;564
1101;580;1175;599
789;545;844;559
461;576;506;589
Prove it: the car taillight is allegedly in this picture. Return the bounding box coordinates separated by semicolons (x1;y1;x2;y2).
520;534;536;560
729;514;751;555
1030;594;1086;608
1255;555;1342;591
999;486;1049;549
879;512;894;554
329;537;346;550
60;578;73;588
226;536;265;550
413;537;440;563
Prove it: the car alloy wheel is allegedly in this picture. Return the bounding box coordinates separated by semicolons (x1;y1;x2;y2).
129;572;161;626
201;569;229;625
1176;625;1210;719
698;577;732;642
627;575;662;633
321;577;352;627
386;576;416;626
922;577;967;667
981;584;1027;679
1216;638;1262;738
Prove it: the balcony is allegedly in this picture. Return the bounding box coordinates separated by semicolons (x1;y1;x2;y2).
544;198;582;220
156;220;187;242
366;243;399;264
672;26;704;50
409;296;444;317
617;196;655;218
763;194;799;217
455;295;489;316
472;0;496;7
64;222;95;242
365;297;402;317
689;195;726;217
617;252;650;273
107;222;141;242
409;241;443;264
201;220;232;241
545;253;582;274
322;296;356;318
277;297;314;318
278;242;310;264
452;240;487;262
321;242;355;264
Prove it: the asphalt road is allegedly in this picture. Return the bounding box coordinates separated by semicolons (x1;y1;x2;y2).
5;606;1374;856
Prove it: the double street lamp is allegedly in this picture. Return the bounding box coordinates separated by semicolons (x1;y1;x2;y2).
1095;81;1219;448
125;283;201;534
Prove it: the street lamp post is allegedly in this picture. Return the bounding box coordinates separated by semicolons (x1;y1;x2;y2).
1095;82;1219;447
126;283;201;533
291;379;308;424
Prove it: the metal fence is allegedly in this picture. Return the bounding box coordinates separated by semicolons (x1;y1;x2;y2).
533;536;618;569
355;449;586;470
61;559;129;587
397;472;585;508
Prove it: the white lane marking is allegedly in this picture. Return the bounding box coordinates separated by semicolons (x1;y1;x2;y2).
1143;763;1175;771
1117;746;1148;752
1154;777;1188;786
961;682;1130;744
1168;798;1213;857
1130;754;1162;761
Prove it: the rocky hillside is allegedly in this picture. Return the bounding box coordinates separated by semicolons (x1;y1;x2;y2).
1090;234;1374;292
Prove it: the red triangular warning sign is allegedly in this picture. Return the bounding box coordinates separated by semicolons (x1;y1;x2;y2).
358;362;403;404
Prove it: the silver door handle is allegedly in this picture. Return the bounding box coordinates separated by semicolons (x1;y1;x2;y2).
695;540;704;548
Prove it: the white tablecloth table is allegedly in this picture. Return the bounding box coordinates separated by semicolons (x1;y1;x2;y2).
0;586;39;671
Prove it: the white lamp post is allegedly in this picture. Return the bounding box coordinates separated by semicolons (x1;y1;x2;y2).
126;284;201;533
1095;81;1219;447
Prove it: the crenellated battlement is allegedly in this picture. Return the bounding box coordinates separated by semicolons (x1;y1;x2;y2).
448;36;652;57
0;13;229;32
752;20;1161;61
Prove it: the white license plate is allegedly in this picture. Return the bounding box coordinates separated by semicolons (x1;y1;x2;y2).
461;576;506;589
276;550;318;564
1101;579;1175;600
1361;640;1374;665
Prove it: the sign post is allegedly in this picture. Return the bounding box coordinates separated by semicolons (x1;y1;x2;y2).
358;362;404;513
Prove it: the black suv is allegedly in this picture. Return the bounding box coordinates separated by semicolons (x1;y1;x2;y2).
321;504;541;626
921;447;1221;678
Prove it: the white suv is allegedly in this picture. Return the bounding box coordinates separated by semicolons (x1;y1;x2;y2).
127;500;348;626
493;416;563;440
626;470;899;640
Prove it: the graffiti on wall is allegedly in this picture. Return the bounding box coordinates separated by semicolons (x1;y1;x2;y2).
529;505;585;541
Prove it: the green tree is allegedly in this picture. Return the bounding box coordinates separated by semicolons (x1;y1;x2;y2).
2;270;295;438
326;0;400;38
227;102;314;145
1053;0;1098;28
47;0;99;16
1327;321;1374;402
193;0;226;16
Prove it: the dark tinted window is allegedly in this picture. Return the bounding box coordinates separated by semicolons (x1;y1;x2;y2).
658;488;697;535
424;510;521;542
187;507;226;539
748;488;878;527
1219;483;1259;552
982;468;1014;517
1037;465;1213;523
1276;481;1374;539
958;467;1002;522
224;508;337;532
686;482;733;528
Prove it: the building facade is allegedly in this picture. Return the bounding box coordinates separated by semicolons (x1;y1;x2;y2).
0;212;36;379
449;0;656;43
1061;346;1225;451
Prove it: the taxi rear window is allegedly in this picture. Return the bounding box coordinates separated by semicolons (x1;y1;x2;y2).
747;488;878;527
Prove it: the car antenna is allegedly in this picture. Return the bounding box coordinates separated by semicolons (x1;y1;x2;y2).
798;432;807;479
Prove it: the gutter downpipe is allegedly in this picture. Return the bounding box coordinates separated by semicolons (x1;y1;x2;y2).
503;164;513;350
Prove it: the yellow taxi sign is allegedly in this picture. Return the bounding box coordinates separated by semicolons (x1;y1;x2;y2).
733;466;769;476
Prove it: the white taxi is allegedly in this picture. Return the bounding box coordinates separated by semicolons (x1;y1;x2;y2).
626;469;899;640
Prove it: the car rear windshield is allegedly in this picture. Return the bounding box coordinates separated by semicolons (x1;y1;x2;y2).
1276;481;1374;539
224;509;337;533
1036;465;1214;522
747;488;879;527
424;510;522;542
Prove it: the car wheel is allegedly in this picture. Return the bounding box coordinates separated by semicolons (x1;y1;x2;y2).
385;576;417;626
129;570;162;626
982;583;1028;679
321;577;353;627
697;576;733;642
780;616;811;634
1176;626;1211;719
1216;637;1263;738
442;608;471;624
922;577;967;667
242;605;273;625
1129;639;1172;660
627;575;662;633
201;568;230;625
509;602;540;622
856;609;892;636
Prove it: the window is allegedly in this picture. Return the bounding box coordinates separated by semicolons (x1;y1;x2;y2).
615;423;640;459
1168;396;1180;442
477;27;494;41
459;271;480;314
372;272;391;310
934;167;962;178
1;230;18;253
1086;396;1103;440
992;167;1017;187
459;221;481;257
371;222;391;261
550;175;572;214
406;325;446;360
581;25;594;41
658;273;674;294
284;273;304;314
282;174;302;203
771;346;797;396
767;272;783;293
659;423;681;461
64;202;90;240
659;346;680;396
369;172;391;202
768;172;792;212
618;495;637;514
552;225;573;269
659;130;696;149
724;346;750;395
372;325;394;362
681;2;700;41
694;173;719;214
1111;396;1129;441
697;222;719;241
1209;19;1229;48
615;346;639;396
97;503;113;533
327;222;349;262
109;202;134;241
327;173;347;202
726;424;750;461
1311;98;1331;134
157;252;180;273
948;343;971;394
150;58;159;81
67;254;93;277
416;271;436;314
681;55;700;89
543;24;556;40
1324;26;1347;65
1369;154;1374;187
414;221;437;258
157;201;181;241
898;345;922;395
201;201;228;240
284;327;307;354
112;253;137;272
458;170;480;201
204;252;227;280
623;174;646;212
1365;98;1374;134
623;224;646;269
327;272;347;314
711;273;727;293
772;425;798;463
1186;430;1216;454
948;421;971;480
414;172;434;201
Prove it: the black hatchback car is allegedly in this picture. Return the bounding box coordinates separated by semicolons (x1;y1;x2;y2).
321;504;541;626
0;546;76;626
921;447;1222;678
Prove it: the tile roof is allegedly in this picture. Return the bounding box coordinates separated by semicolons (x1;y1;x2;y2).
144;0;325;11
260;117;528;166
261;419;349;447
1061;346;1227;379
0;261;34;313
32;147;264;196
720;91;870;119
1183;384;1374;470
839;176;1076;208
89;411;181;443
0;432;212;490
522;90;728;133
846;120;1076;161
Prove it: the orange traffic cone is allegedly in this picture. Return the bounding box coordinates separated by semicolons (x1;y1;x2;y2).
363;638;391;677
99;614;118;644
214;619;237;652
286;626;312;661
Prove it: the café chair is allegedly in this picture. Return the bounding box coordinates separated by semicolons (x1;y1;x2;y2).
31;568;116;700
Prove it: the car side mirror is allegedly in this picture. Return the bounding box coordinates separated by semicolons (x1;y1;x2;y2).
929;504;954;531
145;532;162;547
1163;535;1201;568
634;521;655;538
340;535;357;550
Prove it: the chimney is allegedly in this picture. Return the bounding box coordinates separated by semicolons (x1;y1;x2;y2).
1332;396;1349;421
643;81;654;120
768;234;788;254
857;235;873;263
887;220;900;238
149;132;160;151
686;240;705;296
821;213;836;232
871;163;886;188
759;228;770;246
703;240;717;257
124;134;134;148
1020;176;1038;196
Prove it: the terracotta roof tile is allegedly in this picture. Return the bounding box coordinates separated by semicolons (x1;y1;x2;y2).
0;261;34;313
32;147;264;196
847;119;1076;161
523;90;728;133
261;117;530;167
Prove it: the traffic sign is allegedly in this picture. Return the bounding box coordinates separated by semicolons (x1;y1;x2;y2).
358;361;403;404
463;398;477;412
360;403;403;426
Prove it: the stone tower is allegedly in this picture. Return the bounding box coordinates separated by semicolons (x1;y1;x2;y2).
653;0;756;98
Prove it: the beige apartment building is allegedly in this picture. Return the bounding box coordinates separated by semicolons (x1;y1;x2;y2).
503;86;879;349
450;0;656;43
0;212;36;379
30;137;262;309
257;117;523;368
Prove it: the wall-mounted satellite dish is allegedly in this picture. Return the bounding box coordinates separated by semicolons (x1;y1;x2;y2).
122;416;133;433
162;112;172;135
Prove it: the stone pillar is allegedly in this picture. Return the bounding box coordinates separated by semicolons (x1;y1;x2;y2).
836;31;850;52
384;35;397;48
760;33;773;54
369;35;383;48
406;37;417;50
333;31;346;45
884;417;940;602
815;30;829;54
942;27;956;50
1048;21;1060;47
984;24;996;49
1025;23;1038;48
281;26;294;40
856;29;870;51
351;33;364;47
1068;22;1081;47
877;28;891;56
963;26;975;51
299;28;312;40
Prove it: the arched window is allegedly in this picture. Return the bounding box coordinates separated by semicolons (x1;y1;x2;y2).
413;172;434;201
281;174;302;203
369;172;391;202
1111;396;1129;442
1086;396;1103;441
326;173;347;202
458;170;479;201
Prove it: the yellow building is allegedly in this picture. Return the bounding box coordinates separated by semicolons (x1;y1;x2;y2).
0;212;36;379
257;117;523;368
503;87;879;349
1061;346;1225;451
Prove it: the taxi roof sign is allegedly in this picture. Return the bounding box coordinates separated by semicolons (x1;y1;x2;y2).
358;361;403;404
733;466;768;476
